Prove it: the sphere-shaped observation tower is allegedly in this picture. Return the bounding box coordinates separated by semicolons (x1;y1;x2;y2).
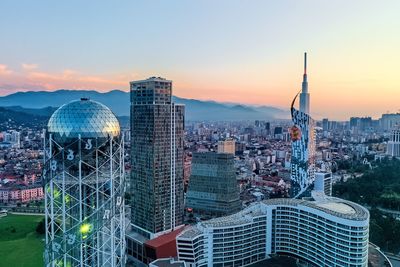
43;98;126;267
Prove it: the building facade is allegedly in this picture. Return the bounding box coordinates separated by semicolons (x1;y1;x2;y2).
130;77;185;238
290;53;316;198
186;152;241;217
0;184;43;203
315;171;333;197
386;128;400;157
44;99;126;267
217;139;235;155
177;194;369;267
380;113;400;132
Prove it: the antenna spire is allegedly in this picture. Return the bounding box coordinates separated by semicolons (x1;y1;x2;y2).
304;52;307;75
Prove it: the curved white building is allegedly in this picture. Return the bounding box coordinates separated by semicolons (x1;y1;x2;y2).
177;193;369;267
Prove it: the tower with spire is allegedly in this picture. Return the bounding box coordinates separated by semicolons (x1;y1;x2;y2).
299;52;310;114
289;52;316;199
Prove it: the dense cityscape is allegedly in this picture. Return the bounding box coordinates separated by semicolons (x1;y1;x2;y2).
2;2;400;266
0;54;400;267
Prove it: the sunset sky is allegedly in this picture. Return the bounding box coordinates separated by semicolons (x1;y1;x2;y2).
1;0;400;120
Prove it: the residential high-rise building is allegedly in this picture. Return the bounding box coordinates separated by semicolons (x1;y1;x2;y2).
186;152;241;217
350;117;373;131
44;99;126;267
315;171;333;196
290;53;316;198
217;139;235;154
1;130;21;148
387;128;400;158
130;77;185;238
380;113;400;131
265;122;271;135
322;118;329;131
273;126;283;135
177;193;369;267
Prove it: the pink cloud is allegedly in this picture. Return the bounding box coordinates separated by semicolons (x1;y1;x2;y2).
0;65;132;96
0;64;13;75
21;63;38;70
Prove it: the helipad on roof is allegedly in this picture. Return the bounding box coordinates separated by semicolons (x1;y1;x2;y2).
316;202;356;215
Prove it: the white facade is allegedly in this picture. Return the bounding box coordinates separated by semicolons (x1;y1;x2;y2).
1;130;21;148
177;195;369;267
387;129;400;157
315;171;333;197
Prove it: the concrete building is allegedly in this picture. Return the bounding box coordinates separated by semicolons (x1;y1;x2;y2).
315;171;333;197
386;128;400;158
322;118;329;132
127;226;186;265
380;113;400;132
0;184;43;203
217;139;235;155
177;192;369;267
1;130;21;148
186;152;241;217
130;77;185;238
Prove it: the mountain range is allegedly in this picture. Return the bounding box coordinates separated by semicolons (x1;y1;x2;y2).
0;90;288;121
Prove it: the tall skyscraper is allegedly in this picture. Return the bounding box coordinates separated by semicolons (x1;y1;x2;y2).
290;53;316;198
186;152;241;217
44;99;126;267
130;77;185;238
299;52;310;114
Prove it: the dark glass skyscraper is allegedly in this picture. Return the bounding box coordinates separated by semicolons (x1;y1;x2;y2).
130;77;184;238
186;152;241;218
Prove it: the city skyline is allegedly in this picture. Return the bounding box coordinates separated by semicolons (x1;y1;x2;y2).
1;0;400;119
1;2;400;266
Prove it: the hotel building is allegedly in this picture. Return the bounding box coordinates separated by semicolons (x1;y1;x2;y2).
177;192;369;267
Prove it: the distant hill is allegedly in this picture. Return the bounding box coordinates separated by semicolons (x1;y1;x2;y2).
0;107;49;130
0;90;288;121
5;106;58;117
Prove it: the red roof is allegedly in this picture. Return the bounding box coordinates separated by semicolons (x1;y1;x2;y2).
145;226;186;248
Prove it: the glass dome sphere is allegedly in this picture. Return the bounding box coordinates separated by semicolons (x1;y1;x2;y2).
47;98;120;142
